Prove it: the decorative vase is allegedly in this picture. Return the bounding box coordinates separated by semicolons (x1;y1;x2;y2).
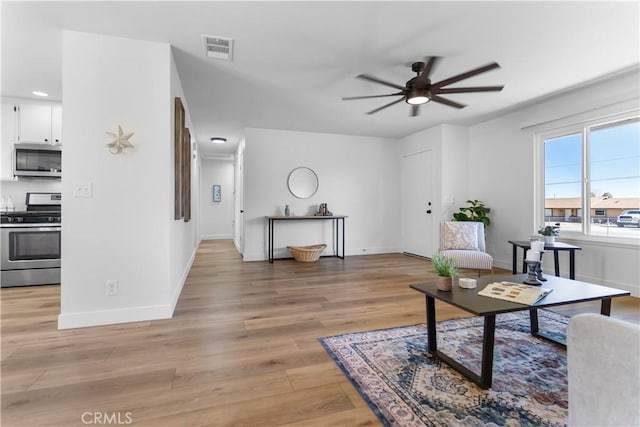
544;235;555;244
436;276;453;291
284;205;290;216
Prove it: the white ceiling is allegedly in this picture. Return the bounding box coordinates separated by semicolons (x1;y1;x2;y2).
2;1;639;157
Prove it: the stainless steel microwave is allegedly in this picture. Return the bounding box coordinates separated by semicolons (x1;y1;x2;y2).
13;143;62;178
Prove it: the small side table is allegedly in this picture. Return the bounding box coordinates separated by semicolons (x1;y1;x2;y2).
508;240;582;280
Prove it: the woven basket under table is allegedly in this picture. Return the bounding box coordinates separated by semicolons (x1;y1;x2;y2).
286;244;327;262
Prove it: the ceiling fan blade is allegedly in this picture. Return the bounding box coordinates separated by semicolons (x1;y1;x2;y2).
410;104;420;117
430;95;466;109
342;92;404;101
366;97;405;115
415;56;440;88
436;86;504;94
432;62;501;89
356;74;405;91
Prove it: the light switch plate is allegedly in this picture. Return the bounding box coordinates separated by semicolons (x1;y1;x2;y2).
73;182;92;198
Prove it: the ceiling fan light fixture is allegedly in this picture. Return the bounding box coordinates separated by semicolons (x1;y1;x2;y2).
344;57;502;115
406;89;430;105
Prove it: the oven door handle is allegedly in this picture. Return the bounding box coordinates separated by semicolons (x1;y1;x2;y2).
1;226;61;230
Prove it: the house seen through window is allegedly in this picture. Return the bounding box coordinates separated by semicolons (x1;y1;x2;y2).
542;116;640;239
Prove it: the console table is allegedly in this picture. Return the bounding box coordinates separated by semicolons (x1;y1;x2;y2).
508;240;582;280
265;215;347;263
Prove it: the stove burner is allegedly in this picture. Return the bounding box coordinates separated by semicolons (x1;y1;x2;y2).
1;192;61;225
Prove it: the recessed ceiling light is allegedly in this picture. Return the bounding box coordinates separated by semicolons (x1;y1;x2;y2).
32;91;49;97
210;137;226;144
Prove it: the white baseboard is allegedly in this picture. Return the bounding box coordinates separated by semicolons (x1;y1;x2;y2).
201;234;233;240
242;251;265;262
346;247;402;256
58;247;198;330
242;247;402;262
170;246;197;313
493;258;513;271
58;304;173;329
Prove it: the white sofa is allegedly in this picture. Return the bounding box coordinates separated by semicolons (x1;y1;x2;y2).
567;313;640;427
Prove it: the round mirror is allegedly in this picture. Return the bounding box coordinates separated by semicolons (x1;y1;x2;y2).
287;167;319;199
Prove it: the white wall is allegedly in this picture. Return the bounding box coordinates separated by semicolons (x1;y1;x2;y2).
59;31;197;328
399;124;470;254
243;128;401;261
441;125;470;220
200;158;234;240
169;49;199;308
0;180;61;211
468;69;640;295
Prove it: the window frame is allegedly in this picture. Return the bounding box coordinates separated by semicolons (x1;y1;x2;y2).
534;110;640;247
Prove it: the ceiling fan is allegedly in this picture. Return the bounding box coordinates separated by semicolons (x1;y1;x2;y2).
342;57;503;116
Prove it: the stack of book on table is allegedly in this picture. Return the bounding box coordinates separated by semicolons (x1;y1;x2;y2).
478;281;553;305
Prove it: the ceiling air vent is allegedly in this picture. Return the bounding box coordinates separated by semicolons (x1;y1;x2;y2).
202;35;233;61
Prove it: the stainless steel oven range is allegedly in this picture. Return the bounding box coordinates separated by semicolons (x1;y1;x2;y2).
1;192;61;287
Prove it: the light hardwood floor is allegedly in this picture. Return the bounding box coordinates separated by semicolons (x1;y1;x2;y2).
2;240;638;426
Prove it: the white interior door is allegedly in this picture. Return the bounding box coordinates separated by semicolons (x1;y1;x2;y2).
402;150;434;258
235;146;245;255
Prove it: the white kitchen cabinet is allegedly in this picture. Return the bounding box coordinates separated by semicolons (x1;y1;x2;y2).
1;102;16;180
17;103;62;145
51;104;62;145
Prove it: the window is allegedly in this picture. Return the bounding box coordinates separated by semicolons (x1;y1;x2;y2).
541;116;640;239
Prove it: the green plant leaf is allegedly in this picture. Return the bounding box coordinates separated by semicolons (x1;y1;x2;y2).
451;199;490;227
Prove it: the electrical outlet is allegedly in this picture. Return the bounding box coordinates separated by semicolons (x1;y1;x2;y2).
73;182;93;198
106;280;118;296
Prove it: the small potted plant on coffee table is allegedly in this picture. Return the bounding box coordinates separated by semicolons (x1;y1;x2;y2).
431;253;458;291
538;223;560;244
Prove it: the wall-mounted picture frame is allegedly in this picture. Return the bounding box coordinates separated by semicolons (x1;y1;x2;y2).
182;127;191;222
174;97;185;220
213;185;221;202
174;97;192;222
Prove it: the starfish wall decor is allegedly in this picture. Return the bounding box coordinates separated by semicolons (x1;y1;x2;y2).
106;125;135;154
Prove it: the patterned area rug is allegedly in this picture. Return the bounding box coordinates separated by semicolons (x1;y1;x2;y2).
320;310;569;427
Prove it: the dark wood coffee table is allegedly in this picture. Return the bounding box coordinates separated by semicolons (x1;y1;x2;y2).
410;274;630;389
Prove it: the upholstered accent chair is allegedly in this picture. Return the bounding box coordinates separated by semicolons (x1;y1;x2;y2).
438;221;493;276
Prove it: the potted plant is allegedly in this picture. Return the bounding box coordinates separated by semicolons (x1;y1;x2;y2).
431;253;458;291
538;223;560;244
452;199;491;228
